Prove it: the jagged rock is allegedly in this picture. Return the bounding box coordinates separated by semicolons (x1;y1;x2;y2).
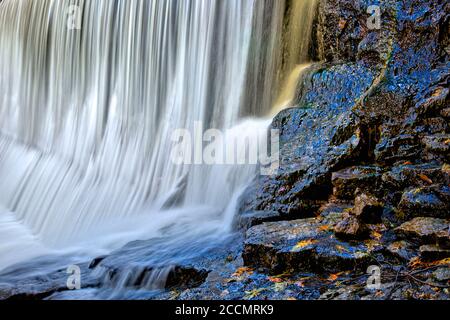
334;213;369;240
318;200;353;218
419;245;450;261
422;135;450;162
331;166;383;200
243;218;374;274
353;193;383;224
239;64;376;215
395;217;450;247
315;0;396;64
382;163;450;191
375;134;421;166
416;117;448;134
234;211;284;230
397;185;450;219
386;241;417;262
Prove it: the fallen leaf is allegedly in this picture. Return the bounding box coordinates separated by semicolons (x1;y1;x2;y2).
432;88;443;97
335;244;349;253
232;267;253;277
430;257;450;266
403;161;412;165
317;225;331;232
365;239;381;251
292;239;317;251
371;231;382;240
327;272;343;282
418;174;433;184
338;19;347;30
268;276;283;283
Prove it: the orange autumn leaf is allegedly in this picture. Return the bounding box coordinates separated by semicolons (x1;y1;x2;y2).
292;239;317;251
403;161;412;165
335;244;349;253
432;88;443;97
418;174;433;184
430;257;450;266
375;291;384;298
268;276;283;283
327;272;343;282
318;225;331;232
371;231;382;240
232;267;253;277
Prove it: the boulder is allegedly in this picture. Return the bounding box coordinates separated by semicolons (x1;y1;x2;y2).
386;241;417;262
422;134;450;162
334;213;369;240
331;166;383;200
353;193;383;224
243;218;375;274
395;217;450;247
382;163;450;191
397;185;450;219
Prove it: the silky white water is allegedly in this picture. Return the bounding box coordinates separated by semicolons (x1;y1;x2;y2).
0;0;317;274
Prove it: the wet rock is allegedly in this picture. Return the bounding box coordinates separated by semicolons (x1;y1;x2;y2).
353;193;383;224
375;134;421;166
243;218;374;274
240;64;376;215
386;241;417;262
315;0;396;65
419;245;450;262
334;213;369;240
422;135;450;162
234;211;284;230
433;268;450;282
318;200;353;218
397;185;450;219
331;166;383;200
0;260;98;300
415;117;448;134
395;217;450;246
382;163;450;192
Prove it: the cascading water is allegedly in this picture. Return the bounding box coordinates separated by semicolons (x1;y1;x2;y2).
0;0;317;292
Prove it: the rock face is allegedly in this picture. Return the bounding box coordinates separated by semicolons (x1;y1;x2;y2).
236;0;450;301
243;217;375;274
2;0;449;301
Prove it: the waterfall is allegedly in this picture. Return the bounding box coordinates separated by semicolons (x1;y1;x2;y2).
0;0;317;272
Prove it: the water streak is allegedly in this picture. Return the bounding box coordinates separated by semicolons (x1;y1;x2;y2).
0;0;317;277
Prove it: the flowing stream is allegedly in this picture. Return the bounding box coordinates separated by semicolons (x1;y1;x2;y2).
0;0;317;289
